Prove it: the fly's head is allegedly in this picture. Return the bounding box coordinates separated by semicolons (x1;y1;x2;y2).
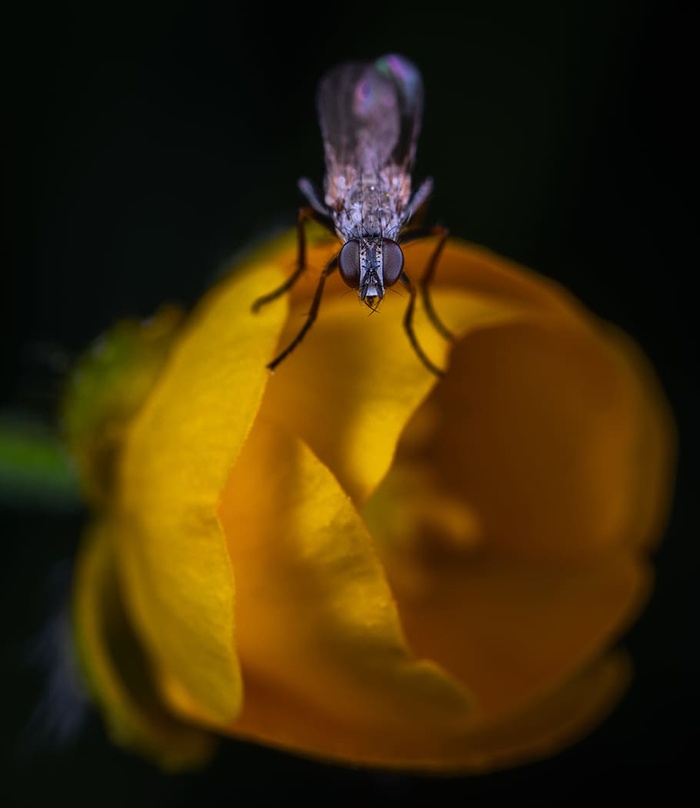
338;236;404;308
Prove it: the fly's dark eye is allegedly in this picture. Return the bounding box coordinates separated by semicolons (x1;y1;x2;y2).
338;240;361;287
382;239;404;286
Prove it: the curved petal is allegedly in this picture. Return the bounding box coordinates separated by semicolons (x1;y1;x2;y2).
218;418;476;760
380;545;649;720
73;521;215;769
605;327;677;552
260;234;629;510
362;305;670;722
423;651;631;772
392;318;674;562
115;261;287;726
262;286;531;506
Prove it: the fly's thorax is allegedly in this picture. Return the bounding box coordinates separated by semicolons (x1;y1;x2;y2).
325;169;413;242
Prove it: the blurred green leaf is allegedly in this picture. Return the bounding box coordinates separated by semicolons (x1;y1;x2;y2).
0;411;81;509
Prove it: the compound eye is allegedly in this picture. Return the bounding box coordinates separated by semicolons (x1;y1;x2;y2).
382;239;404;286
338;240;361;287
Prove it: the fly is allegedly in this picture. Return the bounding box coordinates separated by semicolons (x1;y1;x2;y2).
252;53;452;375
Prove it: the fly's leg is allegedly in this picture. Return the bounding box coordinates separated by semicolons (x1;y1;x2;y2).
418;225;452;341
266;255;339;371
402;225;453;342
251;206;331;313
400;271;445;377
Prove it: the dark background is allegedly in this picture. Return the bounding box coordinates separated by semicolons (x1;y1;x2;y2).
2;1;696;806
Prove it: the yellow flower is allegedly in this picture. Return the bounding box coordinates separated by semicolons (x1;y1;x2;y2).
64;230;675;773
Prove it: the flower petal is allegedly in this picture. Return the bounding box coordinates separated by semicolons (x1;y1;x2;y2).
605;327;677;551
380;546;649;720
218;417;477;762
262;275;532;506
74;521;215;769
390;317;674;562
430;651;631;772
115;261;287;726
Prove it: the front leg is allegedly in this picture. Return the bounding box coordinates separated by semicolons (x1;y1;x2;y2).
401;224;453;342
399;270;446;377
251;206;333;313
266;254;339;371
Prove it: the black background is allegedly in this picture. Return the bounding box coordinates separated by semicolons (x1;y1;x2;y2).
2;1;696;806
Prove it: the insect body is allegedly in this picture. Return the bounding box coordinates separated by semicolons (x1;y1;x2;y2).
253;54;451;375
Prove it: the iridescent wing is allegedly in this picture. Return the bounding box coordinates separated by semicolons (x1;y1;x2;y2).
316;54;424;176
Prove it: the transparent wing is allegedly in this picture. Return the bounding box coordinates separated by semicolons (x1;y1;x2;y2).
316;54;424;175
